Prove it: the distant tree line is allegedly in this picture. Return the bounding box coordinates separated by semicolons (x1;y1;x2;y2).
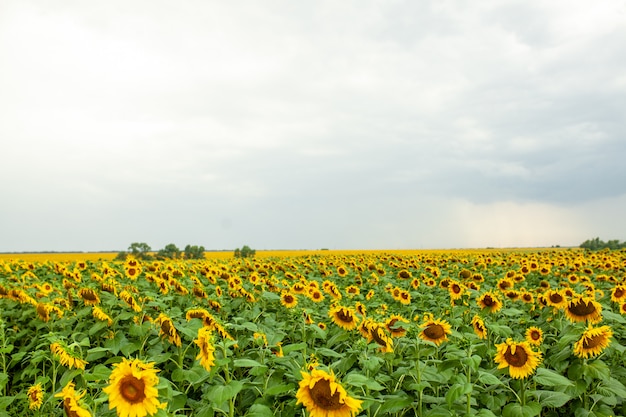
234;245;256;258
579;237;626;251
115;242;206;261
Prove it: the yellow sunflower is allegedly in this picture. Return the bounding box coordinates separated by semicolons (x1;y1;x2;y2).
525;327;543;346
610;285;626;303
55;381;91;417
477;291;503;313
494;339;541;379
92;306;114;326
471;315;487;340
329;305;359;331
281;291;298;308
51;342;88;370
296;369;362;417
27;383;44;410
573;325;613;359
194;327;216;371
103;358;166;417
78;288;100;306
154;313;181;347
385;314;409;338
565;296;603;324
419;318;452;346
544;289;568;310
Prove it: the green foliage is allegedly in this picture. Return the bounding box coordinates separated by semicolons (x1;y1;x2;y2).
234;245;256;258
184;244;206;260
115;242;153;261
579;237;626;251
157;243;182;260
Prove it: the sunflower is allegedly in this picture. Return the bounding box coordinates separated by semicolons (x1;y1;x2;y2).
398;290;411;305
385;314;409;338
494;339;542;379
296;369;362;417
27;383;44;410
471;315;487;339
610;285;626;303
78;288;100;305
329;305;359;331
93;306;113;326
55;381;91;417
154;313;181;347
545;289;568;310
281;291;298;308
419;318;452;346
525;327;543;346
573;325;613;359
51;342;88;370
448;281;465;300
369;323;394;353
309;289;325;303
477;291;503;313
103;358;166;417
565;296;603;324
194;327;216;371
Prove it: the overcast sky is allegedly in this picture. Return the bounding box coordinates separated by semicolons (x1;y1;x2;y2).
1;1;625;252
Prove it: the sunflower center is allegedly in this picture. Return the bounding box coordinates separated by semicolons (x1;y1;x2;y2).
549;293;563;303
82;290;97;301
614;288;624;298
424;324;445;339
568;300;597;317
504;345;528;367
336;310;354;323
582;334;604;349
371;327;388;346
482;295;494;306
120;376;146;404
284;295;294;303
310;379;344;410
451;284;461;294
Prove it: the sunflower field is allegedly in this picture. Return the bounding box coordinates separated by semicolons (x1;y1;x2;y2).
1;248;625;417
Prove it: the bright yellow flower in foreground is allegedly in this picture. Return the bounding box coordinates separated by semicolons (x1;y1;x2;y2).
565;296;603;324
103;358;166;417
55;381;91;417
27;383;44;410
573;325;613;359
296;369;362;417
494;339;542;379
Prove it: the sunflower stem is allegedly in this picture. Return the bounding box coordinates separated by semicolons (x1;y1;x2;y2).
519;377;527;407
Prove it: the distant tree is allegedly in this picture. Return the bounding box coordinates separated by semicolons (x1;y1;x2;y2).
128;242;153;260
580;237;626;251
184;244;206;260
234;245;256;258
157;243;181;260
115;242;153;261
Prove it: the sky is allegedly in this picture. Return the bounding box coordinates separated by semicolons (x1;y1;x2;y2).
1;0;625;252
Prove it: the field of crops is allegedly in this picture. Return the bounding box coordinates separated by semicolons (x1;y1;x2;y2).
1;248;625;417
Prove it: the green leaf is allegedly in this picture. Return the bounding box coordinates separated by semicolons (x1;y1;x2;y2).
530;389;572;408
233;359;265;368
245;403;274;417
84;364;111;382
603;377;626;397
264;383;294;396
477;370;503;386
476;410;498;417
502;401;541;417
344;373;385;391
376;392;413;414
316;347;343;358
445;383;472;408
282;342;307;355
534;368;574;387
208;380;245;404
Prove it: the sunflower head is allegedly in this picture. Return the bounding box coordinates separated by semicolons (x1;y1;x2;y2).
296;369;362;417
419;318;452;346
565;296;603;324
103;358;166;417
494;339;542;379
573;325;613;359
525;326;543;346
